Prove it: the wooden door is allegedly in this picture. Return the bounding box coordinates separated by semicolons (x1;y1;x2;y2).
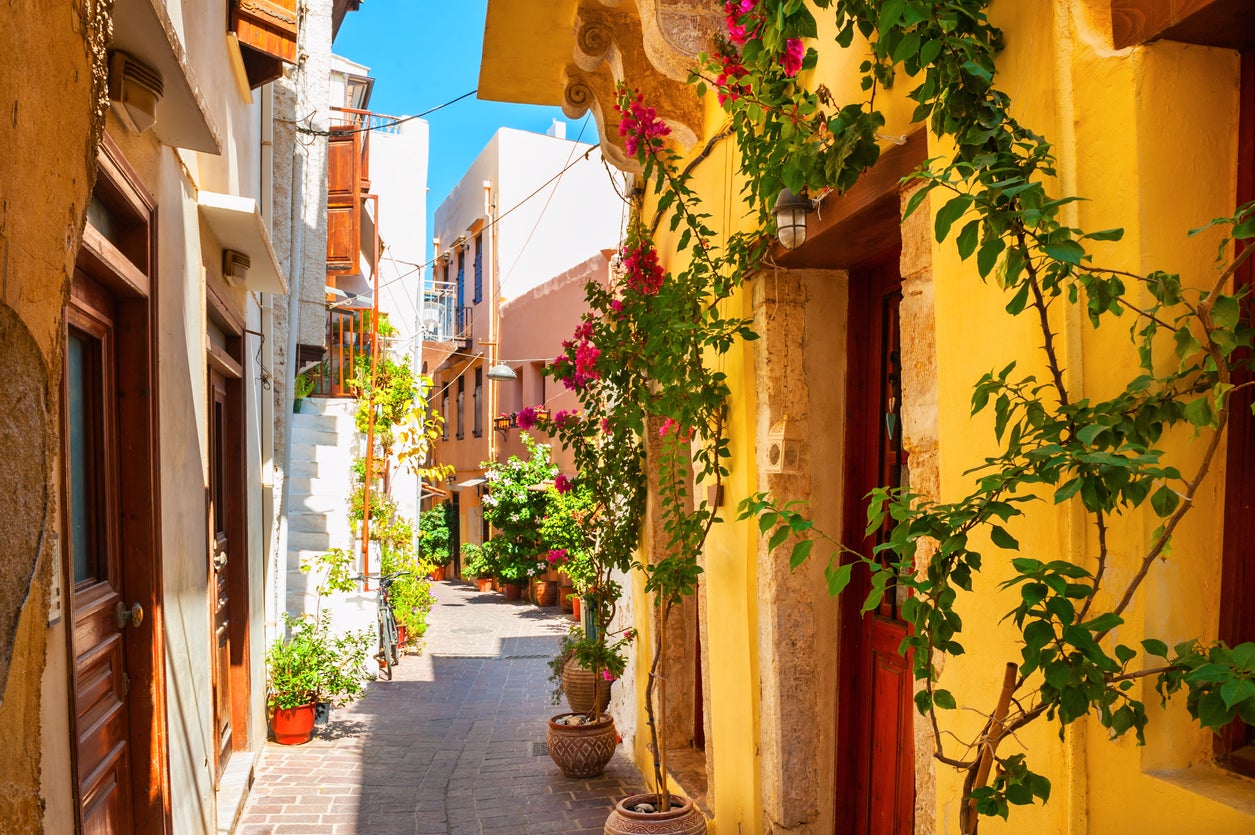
65;272;136;834
209;369;234;778
836;251;915;835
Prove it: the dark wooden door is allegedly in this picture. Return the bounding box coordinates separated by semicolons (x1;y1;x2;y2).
836;251;915;835
209;369;234;778
65;272;136;835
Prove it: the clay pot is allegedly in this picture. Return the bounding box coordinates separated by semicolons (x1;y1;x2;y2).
603;793;707;835
535;579;559;607
547;713;617;778
272;702;317;745
558;586;576;612
571;595;582;622
502;581;523;601
475;577;493;593
396;624;408;646
429;564;447;582
562;657;612;714
491;577;501;592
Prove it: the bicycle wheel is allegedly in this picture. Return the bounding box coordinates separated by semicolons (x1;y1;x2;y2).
384;607;400;666
377;618;393;681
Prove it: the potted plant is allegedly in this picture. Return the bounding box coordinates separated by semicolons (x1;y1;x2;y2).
418;502;453;581
266;612;372;744
292;367;316;413
377;510;435;650
462;542;495;592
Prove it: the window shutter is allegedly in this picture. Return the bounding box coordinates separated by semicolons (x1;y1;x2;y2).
230;0;298;89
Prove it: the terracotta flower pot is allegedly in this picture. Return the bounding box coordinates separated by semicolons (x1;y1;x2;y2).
397;624;407;646
571;595;582;622
547;712;617;778
558;586;576;612
491;577;501;592
429;565;446;582
535;579;559;607
603;793;708;835
562;657;612;714
502;581;523;600
272;702;317;745
476;577;494;593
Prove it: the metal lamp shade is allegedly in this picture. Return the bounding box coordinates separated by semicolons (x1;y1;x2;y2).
774;187;812;250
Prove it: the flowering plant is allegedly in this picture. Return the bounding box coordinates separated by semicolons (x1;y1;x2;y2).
480;434;556;582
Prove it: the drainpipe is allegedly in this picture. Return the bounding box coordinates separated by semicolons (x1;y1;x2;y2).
260;84;277;636
275;148;305;631
484;179;498;463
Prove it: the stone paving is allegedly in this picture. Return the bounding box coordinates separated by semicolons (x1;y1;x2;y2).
236;581;643;835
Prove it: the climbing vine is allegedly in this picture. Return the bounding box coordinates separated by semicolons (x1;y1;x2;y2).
550;0;1255;828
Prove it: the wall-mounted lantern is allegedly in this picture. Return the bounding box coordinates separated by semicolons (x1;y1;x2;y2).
773;188;817;251
765;419;804;475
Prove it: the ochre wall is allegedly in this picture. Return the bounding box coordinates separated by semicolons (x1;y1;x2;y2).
0;1;112;831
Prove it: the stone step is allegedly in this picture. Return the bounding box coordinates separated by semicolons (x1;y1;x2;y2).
287;511;352;538
288;529;333;551
290;443;353;465
291;492;349;514
285;476;354;500
291;425;342;447
298;398;358;417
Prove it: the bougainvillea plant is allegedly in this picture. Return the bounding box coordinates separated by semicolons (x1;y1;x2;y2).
480;434;556;583
543;0;1255;829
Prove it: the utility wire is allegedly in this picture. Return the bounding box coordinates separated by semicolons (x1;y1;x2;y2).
289;90;478;137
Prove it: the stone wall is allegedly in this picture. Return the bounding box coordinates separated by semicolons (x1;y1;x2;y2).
0;1;112;828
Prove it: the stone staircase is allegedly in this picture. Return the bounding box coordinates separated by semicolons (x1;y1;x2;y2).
285;398;357;617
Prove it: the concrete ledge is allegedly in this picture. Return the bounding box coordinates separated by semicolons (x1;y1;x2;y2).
217;747;262;834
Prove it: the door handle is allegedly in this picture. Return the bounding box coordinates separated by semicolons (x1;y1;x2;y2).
213;552;228;570
115;601;144;630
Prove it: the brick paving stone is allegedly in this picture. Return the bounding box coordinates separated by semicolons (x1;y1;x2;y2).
236;582;643;834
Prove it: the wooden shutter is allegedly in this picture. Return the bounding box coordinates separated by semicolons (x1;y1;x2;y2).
326;127;362;274
230;0;298;88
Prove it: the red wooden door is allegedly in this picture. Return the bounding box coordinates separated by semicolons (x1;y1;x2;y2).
836;251;915;835
209;369;234;778
65;272;136;835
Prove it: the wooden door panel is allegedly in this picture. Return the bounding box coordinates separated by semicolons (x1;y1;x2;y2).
209;370;233;778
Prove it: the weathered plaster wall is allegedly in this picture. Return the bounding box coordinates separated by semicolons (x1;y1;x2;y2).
0;1;112;830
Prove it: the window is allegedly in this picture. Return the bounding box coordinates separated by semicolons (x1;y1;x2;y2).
229;0;298;89
474;235;483;304
473;367;483;437
456;377;465;440
457;249;465;309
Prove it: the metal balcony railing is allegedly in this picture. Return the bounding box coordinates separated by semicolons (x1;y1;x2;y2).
420;282;473;346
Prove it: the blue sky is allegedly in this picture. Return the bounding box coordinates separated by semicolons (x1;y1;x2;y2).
334;0;593;266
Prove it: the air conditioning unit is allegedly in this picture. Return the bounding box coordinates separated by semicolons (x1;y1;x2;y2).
223;250;251;285
107;51;163;136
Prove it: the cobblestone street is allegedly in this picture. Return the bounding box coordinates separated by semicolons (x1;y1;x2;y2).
236;582;643;834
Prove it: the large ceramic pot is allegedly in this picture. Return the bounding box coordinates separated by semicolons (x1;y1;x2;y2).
558;586;576;612
475;577;494;593
272;702;317;745
429;564;447;582
535;579;559;607
502;581;523;601
603;793;708;835
562;657;612;714
547;713;617;778
571;595;582;622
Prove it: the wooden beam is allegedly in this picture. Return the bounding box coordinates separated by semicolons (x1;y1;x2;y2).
1111;0;1255;50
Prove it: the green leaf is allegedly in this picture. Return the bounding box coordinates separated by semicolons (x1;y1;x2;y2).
933;689;957;710
990;525;1019;550
825;561;854;597
1213;294;1240;331
1115;644;1136;665
1150;485;1179;518
1084;612;1122;632
789;538;815;570
1184;396;1213;428
961;60;992;84
935;194;972;242
956;219;980;259
1197;691;1234;729
914;688;932;715
1043;239;1085;265
877;0;905;33
976;237;1006;279
1086;228;1125;241
1141;638;1169;658
1221;678;1255;709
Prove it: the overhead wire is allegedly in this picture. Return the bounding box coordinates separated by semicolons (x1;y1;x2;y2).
288;90;479;137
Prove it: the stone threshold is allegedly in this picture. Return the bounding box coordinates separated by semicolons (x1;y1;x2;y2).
217;747;263;835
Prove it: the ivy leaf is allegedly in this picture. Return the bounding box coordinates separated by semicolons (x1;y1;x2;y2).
1184;396;1213;428
1212;294;1240;331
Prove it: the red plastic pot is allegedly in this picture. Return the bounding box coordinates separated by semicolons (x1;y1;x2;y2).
272;702;317;745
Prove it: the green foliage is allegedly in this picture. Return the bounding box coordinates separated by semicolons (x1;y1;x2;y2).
266;612;373;710
293;368;317;400
461;541;495;578
354;353;417;454
378;530;435;642
545;624;636;717
481;434;556;581
418;502;453;564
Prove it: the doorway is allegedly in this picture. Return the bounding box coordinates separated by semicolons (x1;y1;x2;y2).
62;136;169;833
835;249;915;835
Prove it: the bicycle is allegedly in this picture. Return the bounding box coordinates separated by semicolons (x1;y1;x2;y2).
353;572;408;680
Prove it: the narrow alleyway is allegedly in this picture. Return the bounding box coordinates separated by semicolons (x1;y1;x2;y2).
236;582;643;835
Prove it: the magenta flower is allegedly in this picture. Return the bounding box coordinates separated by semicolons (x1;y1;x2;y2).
615;91;671;158
716;52;750;106
553;410;577;429
558;321;602;391
782;38;805;77
610;298;624;314
600;417;612;434
601;669;616;682
554;474;573;494
659;418;678;437
724;0;758;45
622;241;665;296
547;548;568;566
516;405;538;430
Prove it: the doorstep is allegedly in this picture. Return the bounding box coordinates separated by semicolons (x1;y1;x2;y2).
217;748;263;835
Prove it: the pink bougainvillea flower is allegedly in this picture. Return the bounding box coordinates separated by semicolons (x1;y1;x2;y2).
724;0;758;45
558;321;602;391
516;405;538;430
659;417;678;437
782;38;805;77
553;409;577;429
547;548;568;565
602;669;617;682
554;474;573;494
600;417;612;434
716;52;750;105
615;91;671;158
609;298;625;313
622;240;665;296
